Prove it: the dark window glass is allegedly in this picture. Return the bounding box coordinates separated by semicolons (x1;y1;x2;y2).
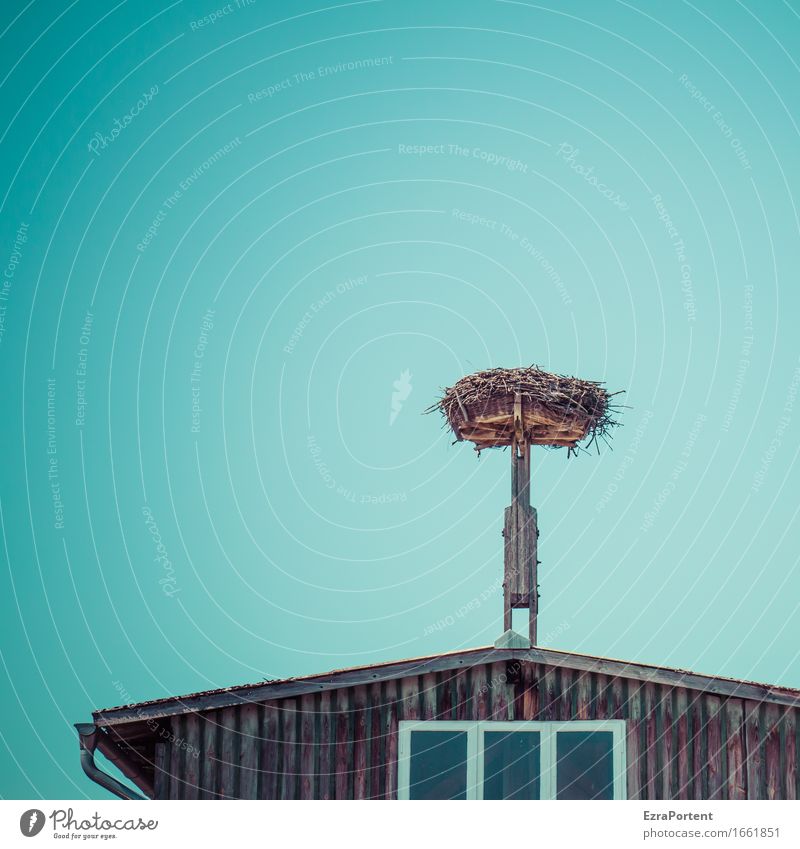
556;731;614;799
483;731;540;799
409;731;468;800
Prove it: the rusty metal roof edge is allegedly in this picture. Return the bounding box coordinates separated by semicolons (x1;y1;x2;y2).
93;645;494;723
92;644;800;726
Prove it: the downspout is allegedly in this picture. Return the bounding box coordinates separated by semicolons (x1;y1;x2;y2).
75;724;149;800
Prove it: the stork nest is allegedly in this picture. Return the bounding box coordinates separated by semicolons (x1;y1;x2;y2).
428;366;623;455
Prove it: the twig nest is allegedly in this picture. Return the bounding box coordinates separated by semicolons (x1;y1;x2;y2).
428;366;623;455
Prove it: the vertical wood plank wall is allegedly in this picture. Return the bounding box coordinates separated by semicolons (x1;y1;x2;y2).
155;661;799;799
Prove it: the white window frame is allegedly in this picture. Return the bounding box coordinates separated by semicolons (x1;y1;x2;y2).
398;720;627;800
397;721;479;800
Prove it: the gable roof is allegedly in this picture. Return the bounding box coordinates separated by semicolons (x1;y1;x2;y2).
92;645;800;727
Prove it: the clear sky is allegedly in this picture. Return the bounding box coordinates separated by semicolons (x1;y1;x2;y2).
1;0;799;799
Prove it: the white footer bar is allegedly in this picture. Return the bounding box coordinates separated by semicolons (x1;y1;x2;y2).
3;800;798;847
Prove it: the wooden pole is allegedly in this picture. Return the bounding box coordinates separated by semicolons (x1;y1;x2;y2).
503;394;538;644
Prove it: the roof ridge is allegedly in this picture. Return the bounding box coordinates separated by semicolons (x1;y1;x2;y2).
92;645;800;724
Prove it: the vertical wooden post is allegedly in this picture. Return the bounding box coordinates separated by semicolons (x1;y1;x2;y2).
503;393;538;645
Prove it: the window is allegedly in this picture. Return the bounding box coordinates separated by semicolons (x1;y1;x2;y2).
398;721;626;800
409;729;470;800
482;728;541;800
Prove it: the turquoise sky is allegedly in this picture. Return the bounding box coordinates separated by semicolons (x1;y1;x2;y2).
1;0;799;799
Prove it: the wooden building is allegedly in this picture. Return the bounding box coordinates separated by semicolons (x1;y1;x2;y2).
76;379;800;800
78;644;799;800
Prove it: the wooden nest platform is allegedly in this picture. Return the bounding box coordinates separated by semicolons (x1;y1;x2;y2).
429;366;622;454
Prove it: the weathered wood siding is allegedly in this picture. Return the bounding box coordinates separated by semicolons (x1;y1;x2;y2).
155;660;800;799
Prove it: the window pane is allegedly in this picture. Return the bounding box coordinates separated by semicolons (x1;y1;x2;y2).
409;731;468;799
483;731;540;800
556;731;614;799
